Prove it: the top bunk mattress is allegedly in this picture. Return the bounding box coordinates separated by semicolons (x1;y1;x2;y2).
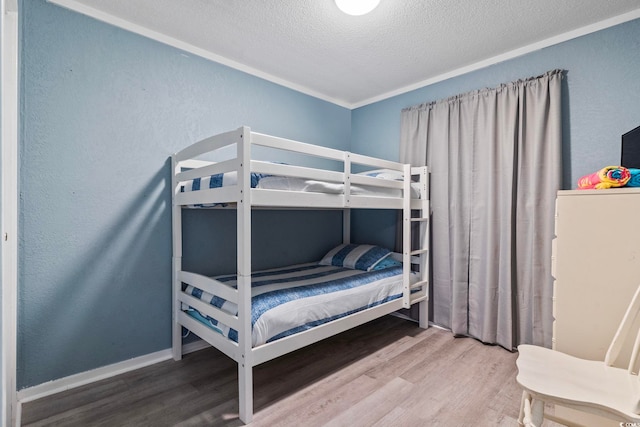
179;169;422;207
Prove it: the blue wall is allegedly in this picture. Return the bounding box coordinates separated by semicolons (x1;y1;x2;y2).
17;0;640;390
18;0;349;389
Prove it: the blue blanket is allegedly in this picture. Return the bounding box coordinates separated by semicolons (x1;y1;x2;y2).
627;168;640;187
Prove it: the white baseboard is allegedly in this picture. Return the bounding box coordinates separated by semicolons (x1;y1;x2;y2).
17;339;210;405
17;349;172;404
182;338;211;355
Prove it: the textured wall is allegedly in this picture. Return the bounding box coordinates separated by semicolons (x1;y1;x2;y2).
18;0;349;388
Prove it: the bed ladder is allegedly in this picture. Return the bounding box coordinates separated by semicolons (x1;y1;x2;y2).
405;166;429;327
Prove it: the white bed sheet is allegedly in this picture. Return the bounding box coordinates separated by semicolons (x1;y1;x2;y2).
256;176;422;198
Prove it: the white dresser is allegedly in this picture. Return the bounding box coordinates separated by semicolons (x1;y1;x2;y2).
552;188;640;426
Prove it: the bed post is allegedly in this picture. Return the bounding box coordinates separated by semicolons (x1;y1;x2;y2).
342;209;351;244
237;126;254;423
343;153;351;244
171;155;183;360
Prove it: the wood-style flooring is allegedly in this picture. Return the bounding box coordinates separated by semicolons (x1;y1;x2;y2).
21;316;536;426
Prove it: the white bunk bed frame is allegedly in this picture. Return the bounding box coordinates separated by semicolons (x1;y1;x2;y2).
171;126;429;424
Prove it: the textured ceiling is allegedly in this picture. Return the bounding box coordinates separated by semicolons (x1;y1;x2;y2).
52;0;640;107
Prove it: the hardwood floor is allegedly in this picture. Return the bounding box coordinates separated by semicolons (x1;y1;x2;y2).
21;316;531;426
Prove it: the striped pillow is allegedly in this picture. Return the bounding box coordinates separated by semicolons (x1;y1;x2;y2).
319;244;391;271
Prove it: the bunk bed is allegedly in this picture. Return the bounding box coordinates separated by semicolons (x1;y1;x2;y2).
171;126;429;424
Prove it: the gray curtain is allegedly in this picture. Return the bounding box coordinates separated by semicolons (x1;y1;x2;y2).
400;70;562;349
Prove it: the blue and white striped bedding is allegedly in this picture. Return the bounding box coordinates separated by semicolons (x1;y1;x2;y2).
179;171;269;193
182;262;413;347
179;171;270;207
319;243;391;271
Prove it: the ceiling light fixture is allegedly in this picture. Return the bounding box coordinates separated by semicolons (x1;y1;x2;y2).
335;0;380;16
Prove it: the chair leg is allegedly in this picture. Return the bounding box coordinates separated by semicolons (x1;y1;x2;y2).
531;398;544;426
519;391;543;427
518;391;529;426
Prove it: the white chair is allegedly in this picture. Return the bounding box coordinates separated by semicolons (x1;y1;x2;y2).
516;284;640;427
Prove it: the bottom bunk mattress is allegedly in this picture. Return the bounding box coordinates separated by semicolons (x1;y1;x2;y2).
182;262;414;347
